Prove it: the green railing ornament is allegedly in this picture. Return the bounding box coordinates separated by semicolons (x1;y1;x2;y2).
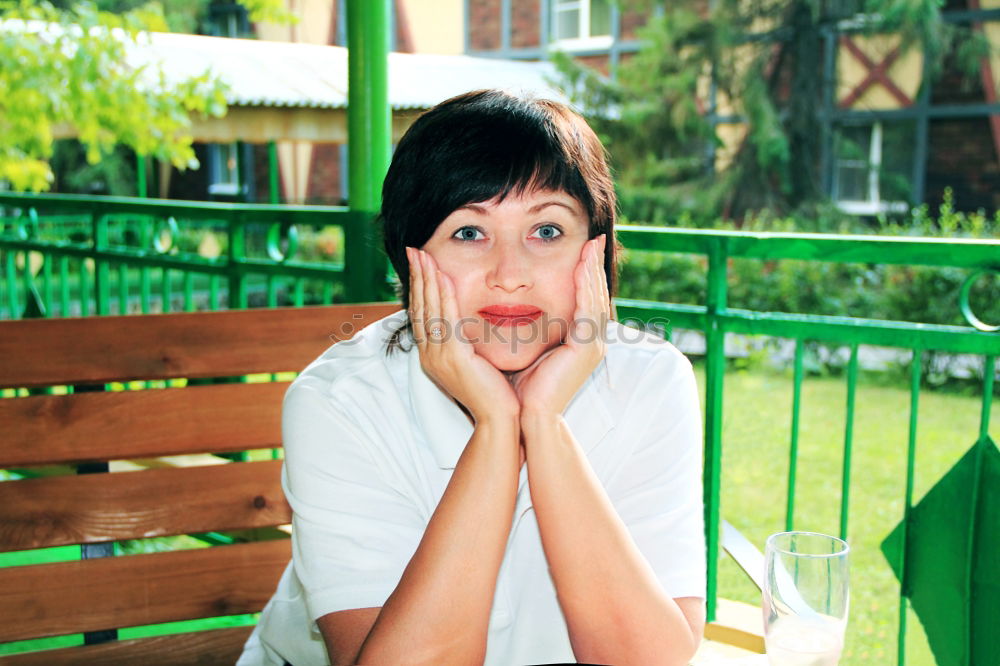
266;222;299;263
152;216;180;254
13;207;39;241
959;269;1000;332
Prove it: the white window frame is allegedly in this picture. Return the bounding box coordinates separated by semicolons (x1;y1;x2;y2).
834;121;908;215
550;0;613;51
207;142;241;197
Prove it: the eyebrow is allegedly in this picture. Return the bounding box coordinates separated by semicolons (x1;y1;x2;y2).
459;199;582;216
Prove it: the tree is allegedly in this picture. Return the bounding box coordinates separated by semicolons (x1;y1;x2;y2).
555;0;991;226
0;0;293;192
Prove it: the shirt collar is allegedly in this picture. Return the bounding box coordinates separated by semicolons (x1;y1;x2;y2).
408;345;615;470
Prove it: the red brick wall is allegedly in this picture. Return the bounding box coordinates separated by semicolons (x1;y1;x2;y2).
394;0;415;53
511;0;540;48
619;7;647;41
926;117;1000;211
575;53;611;76
306;144;345;205
470;0;502;50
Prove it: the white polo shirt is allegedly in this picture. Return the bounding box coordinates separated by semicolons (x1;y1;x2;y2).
239;309;705;666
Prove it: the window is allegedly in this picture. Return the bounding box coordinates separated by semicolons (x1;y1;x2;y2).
833;121;913;215
205;4;249;199
552;0;613;47
208;2;249;38
208;142;242;197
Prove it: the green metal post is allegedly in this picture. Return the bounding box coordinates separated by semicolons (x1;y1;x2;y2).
840;344;859;541
59;255;70;316
346;0;391;302
136;153;147;198
268;141;281;205
42;254;52;316
786;338;805;532
898;348;922;666
118;263;128;315
4;249;16;318
982;356;996;440
228;214;247;309
93;212;110;315
703;238;728;623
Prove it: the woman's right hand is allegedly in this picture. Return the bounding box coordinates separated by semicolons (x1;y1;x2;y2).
408;246;521;426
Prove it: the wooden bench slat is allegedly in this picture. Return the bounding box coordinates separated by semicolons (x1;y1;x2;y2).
0;460;291;552
0;382;287;467
0;303;398;388
0;540;290;642
0;626;255;665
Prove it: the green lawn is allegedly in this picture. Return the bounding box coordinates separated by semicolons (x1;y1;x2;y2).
702;363;998;665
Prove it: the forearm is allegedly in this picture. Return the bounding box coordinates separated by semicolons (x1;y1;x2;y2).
356;414;520;665
522;411;700;666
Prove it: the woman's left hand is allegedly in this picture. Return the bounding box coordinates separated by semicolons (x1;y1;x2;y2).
510;234;609;418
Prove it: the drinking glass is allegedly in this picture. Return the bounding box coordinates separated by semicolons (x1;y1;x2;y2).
763;531;850;666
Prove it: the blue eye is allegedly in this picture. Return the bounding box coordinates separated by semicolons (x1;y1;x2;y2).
531;225;563;241
453;227;484;241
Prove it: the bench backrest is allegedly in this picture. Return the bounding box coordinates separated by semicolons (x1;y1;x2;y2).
0;303;399;664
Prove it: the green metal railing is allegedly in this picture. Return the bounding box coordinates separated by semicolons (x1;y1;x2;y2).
0;192;390;320
614;224;999;664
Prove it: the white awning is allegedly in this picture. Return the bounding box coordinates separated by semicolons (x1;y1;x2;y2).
130;31;567;111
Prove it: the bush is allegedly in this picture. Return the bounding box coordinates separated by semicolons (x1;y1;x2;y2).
618;189;999;385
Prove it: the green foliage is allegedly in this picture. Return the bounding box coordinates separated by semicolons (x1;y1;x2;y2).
618;191;999;382
0;0;295;193
0;1;228;191
232;0;295;26
50;139;136;194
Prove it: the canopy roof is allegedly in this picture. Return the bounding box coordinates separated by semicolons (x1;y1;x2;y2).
122;31;568;143
130;31;566;111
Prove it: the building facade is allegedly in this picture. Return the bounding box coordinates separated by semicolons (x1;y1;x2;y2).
465;0;1000;214
166;0;464;205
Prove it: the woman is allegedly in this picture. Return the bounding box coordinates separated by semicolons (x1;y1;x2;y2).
240;89;706;665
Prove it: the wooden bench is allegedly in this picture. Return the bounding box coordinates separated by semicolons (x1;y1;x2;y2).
0;301;762;663
0;303;397;664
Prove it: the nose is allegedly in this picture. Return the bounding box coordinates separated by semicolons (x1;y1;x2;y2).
485;241;532;293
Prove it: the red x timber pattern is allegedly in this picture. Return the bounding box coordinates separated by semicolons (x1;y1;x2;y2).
838;36;913;109
969;0;1000;162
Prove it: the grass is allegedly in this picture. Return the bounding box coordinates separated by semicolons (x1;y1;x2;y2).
699;362;999;665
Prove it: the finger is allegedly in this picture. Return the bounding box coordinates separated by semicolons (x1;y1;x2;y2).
583;239;605;346
595;235;610;320
439;269;463;342
597;234;610;312
569;242;592;345
584;238;599;318
572;242;590;319
408;247;426;345
421;251;444;344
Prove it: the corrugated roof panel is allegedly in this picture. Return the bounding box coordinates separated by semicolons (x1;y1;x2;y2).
128;31;566;110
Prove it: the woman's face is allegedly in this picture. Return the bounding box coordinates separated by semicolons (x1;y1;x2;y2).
420;188;591;372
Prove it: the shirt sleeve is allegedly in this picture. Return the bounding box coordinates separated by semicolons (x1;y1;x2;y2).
605;347;707;600
281;379;426;622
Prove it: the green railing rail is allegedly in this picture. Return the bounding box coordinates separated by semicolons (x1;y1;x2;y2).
0;192;391;319
3;194;1000;663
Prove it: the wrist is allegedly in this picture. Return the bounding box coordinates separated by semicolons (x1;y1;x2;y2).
519;409;563;432
473;409;521;431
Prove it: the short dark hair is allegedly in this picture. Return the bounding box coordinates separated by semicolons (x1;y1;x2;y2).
379;89;618;351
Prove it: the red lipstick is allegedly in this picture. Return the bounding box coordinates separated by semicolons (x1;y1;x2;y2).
478;305;543;327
